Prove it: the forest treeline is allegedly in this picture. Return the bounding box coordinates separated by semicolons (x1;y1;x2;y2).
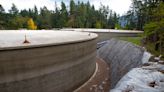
0;0;119;30
125;0;164;56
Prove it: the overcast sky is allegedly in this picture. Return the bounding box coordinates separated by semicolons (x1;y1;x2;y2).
0;0;132;15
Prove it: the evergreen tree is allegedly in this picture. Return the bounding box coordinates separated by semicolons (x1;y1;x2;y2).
0;1;120;29
0;4;5;29
68;0;76;27
70;0;75;15
0;4;5;13
9;4;19;15
20;9;29;17
144;2;164;54
34;6;38;16
51;7;61;28
60;2;68;27
33;6;38;21
39;6;52;29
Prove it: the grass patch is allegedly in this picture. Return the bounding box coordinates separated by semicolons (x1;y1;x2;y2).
145;42;164;59
117;37;164;60
118;37;142;46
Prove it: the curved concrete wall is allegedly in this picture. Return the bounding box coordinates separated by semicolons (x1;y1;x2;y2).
61;28;143;42
0;36;97;92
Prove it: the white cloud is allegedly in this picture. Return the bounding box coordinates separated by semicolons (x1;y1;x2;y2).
0;0;132;15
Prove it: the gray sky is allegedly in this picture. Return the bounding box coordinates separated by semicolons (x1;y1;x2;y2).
0;0;132;15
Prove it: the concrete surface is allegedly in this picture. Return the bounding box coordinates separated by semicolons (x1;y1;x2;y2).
0;30;98;92
61;28;143;42
61;28;143;33
0;30;97;50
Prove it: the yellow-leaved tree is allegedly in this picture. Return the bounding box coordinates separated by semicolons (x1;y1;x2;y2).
27;18;37;30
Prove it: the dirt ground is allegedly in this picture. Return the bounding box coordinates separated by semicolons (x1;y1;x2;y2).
75;58;110;92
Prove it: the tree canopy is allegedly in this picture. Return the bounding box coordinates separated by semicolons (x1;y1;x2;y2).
0;0;119;30
123;0;164;55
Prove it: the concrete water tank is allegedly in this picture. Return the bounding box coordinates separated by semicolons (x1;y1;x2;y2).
0;30;98;92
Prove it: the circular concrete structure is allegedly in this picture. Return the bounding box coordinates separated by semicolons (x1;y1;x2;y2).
61;28;143;42
0;30;98;92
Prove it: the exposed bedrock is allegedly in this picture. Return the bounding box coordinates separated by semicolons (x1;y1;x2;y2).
97;39;145;88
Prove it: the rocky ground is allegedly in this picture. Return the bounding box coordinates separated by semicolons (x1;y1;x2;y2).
111;56;164;92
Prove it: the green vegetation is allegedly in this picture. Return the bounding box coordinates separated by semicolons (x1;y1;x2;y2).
0;0;120;30
145;42;163;56
118;37;142;46
143;2;164;56
119;36;164;58
123;0;164;57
